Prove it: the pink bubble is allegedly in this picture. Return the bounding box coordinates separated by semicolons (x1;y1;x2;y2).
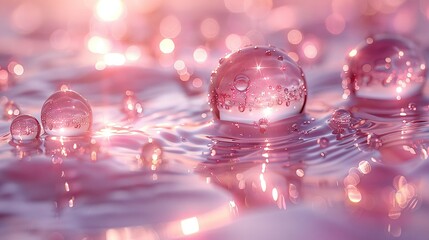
342;35;426;101
41;90;92;137
209;45;307;124
10;114;41;141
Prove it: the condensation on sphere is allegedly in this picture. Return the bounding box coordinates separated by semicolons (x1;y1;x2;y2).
10;114;41;141
329;109;352;132
342;35;427;100
41;90;92;137
209;45;307;124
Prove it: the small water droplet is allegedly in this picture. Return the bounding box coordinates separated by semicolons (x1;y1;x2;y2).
10;115;41;142
277;56;283;61
238;104;245;112
140;140;163;169
219;58;225;64
3;100;21;120
41;90;92;137
331;109;351;126
317;137;330;148
367;133;382;149
265;50;272;56
121;90;143;118
234;74;250;92
258;118;269;133
408;102;417;111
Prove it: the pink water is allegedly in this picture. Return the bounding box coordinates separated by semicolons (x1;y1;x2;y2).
1;1;429;240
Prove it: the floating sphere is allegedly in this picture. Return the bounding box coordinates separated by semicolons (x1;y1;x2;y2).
209;45;307;124
3;100;21;120
342;35;427;100
10;115;41;141
140;140;163;169
121;90;143;118
41;90;92;137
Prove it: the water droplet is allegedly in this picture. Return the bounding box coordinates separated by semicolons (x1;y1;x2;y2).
277;56;283;61
140;140;163;169
329;109;352;132
317;137;329;148
331;109;351;126
343;35;426;100
265;50;272;56
408;102;417;111
238;104;245;112
3;100;21;120
233;74;250;92
209;45;307;124
121;90;143;118
41;90;92;137
10;115;41;142
367;133;382;149
218;58;225;64
257;118;269;133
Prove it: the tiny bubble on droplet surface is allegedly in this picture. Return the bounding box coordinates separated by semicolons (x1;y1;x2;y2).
209;45;307;124
342;35;426;100
41;90;92;137
233;74;250;92
317;137;330;148
10;115;41;142
140;140;164;169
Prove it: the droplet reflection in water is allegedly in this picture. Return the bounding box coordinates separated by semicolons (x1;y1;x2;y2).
140;140;164;170
10;114;41;141
41;90;92;137
209;45;307;124
342;35;426;100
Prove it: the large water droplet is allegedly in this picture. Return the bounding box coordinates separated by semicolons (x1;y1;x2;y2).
140;140;164;169
10;114;41;142
209;45;307;124
343;35;426;100
41;90;92;137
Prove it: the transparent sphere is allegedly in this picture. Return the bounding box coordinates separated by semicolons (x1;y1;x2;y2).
41;90;92;137
3;100;21;120
209;45;307;124
10;115;41;141
121;90;143;118
140;140;163;169
343;35;427;100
